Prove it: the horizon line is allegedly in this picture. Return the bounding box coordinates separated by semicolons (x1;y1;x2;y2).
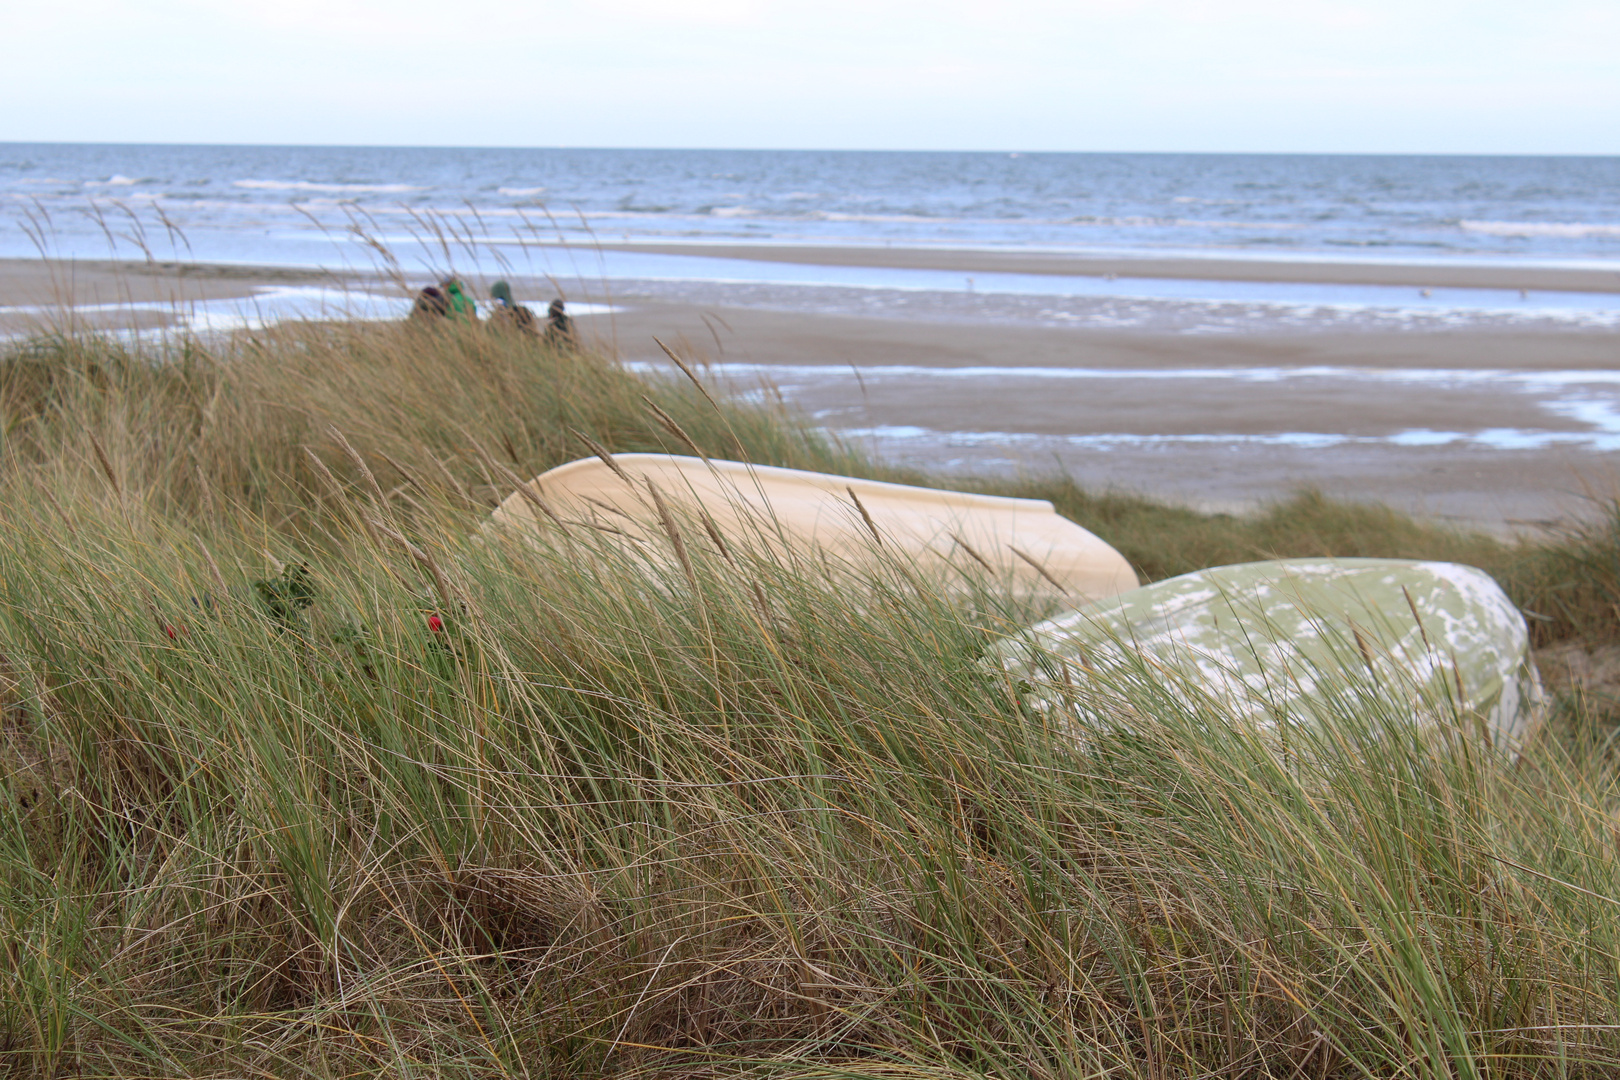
4;140;1618;159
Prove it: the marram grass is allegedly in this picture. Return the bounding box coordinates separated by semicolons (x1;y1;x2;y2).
2;324;1619;1078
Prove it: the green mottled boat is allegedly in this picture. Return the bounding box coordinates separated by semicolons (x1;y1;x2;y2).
993;558;1546;757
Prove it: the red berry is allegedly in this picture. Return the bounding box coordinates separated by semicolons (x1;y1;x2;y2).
427;614;444;633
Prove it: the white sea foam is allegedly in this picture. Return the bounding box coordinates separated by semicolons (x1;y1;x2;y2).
843;424;1620;454
816;212;944;224
653;361;1620;391
232;179;424;194
1460;220;1620;239
0;288;618;339
498;186;548;197
1059;215;1305;232
1539;394;1620;436
83;175;142;187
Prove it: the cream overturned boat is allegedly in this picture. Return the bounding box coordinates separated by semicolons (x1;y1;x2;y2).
488;454;1138;602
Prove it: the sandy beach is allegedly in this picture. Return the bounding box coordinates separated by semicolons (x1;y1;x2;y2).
0;257;355;335
0;257;344;305
5;253;1619;532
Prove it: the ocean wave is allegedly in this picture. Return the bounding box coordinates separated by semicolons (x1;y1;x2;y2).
816;211;944;224
1460;220;1620;239
232;179;425;194
1063;214;1304;231
498;186;547;197
83;175;145;187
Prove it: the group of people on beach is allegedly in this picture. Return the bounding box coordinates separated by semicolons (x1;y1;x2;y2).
408;277;575;349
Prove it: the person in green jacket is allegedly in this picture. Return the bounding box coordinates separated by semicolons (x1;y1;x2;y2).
442;276;477;320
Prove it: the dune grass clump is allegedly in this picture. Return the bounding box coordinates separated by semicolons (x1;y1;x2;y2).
1;321;1619;1077
0;320;861;537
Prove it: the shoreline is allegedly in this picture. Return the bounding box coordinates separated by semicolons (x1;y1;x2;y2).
9;246;1620;296
542;242;1620;294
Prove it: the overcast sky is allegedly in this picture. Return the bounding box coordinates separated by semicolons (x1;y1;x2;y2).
7;0;1617;153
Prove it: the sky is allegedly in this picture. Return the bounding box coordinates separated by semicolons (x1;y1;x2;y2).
6;0;1618;154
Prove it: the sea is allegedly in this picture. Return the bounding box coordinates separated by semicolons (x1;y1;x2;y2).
4;144;1620;334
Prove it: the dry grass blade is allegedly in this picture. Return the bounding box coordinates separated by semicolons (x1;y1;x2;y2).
376;450;429;497
654;336;722;413
195;534;229;596
36;482;77;536
328;425;387;506
88;432;121;497
647;480;697;591
509;481;571;535
699;508;735;566
581;495;637;521
847;486;883;548
950;531;994;573
750;579;774;625
476;443;571;535
1009;544;1070;596
303;446;346;498
568;517;633;538
366;515;456;611
1403;584;1432;651
641;394;709;462
428;454;482;508
571;428;631;484
1351;623;1376;670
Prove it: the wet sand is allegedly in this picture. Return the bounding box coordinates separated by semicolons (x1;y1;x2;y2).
0;257;343;304
593;300;1620;373
588;299;1620;532
0;258;353;335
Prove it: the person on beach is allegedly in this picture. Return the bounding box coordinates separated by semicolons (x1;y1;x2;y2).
408;284;450;322
544;298;577;350
408;276;477;325
442;277;477;320
487;279;539;336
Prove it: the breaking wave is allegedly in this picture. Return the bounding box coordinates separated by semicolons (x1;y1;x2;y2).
1460;220;1620;239
232;179;424;194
